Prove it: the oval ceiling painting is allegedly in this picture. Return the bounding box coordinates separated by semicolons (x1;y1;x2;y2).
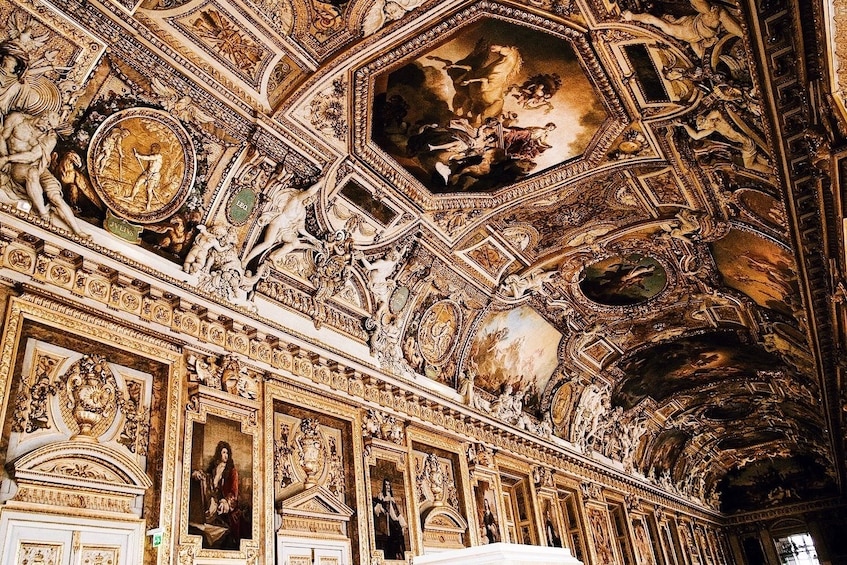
417;300;462;365
736;189;785;232
579;253;667;306
703;400;754;422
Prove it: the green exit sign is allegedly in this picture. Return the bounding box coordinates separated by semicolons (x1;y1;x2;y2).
147;527;164;548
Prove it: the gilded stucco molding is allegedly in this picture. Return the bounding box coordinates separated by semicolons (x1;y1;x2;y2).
830;0;847;112
50;0;254;141
0;222;722;523
724;496;844;525
0;292;185;564
264;378;369;565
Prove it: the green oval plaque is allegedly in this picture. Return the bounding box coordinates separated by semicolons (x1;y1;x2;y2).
228;187;256;225
389;286;410;314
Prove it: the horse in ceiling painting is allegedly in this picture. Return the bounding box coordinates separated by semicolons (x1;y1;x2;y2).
432;39;523;127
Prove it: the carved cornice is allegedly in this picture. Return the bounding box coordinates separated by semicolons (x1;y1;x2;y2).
724;497;845;525
0;219;724;522
746;0;845;490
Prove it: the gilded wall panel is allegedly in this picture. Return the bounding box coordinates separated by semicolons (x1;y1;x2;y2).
0;294;182;565
264;380;368;565
407;427;472;554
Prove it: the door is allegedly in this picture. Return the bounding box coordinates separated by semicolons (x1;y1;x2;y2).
0;511;144;565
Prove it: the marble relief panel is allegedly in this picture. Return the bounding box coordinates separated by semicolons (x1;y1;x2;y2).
15;542;62;565
587;506;616;564
631;516;657;565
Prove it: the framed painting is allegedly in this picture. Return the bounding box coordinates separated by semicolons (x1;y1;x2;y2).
369;458;412;561
540;497;564;548
181;391;260;560
472;477;502;545
187;413;255;551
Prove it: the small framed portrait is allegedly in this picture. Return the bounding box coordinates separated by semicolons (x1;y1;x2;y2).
541;498;563;548
370;458;411;561
473;479;500;544
474;481;503;544
187;413;255;551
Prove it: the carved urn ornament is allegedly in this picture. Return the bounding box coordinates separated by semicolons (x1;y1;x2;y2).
423;453;445;506
64;354;120;440
295;418;325;488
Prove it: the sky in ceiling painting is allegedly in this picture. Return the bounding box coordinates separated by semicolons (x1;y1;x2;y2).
468;306;562;416
372;17;606;193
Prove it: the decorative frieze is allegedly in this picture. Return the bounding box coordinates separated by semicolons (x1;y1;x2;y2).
0;234;723;521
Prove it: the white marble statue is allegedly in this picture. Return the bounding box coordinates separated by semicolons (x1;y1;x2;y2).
623;0;743;59
242;157;343;267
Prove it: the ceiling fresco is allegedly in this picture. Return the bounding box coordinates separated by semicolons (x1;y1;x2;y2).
717;456;837;514
371;17;607;193
710;228;800;318
612;332;785;409
579;253;668;306
7;0;847;516
467;305;562;416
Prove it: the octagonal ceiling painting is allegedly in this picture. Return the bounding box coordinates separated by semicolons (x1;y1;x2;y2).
371;17;607;193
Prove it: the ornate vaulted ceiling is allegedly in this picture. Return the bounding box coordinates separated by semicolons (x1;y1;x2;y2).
13;0;847;515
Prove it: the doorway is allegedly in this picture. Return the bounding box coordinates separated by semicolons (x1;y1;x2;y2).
776;533;820;565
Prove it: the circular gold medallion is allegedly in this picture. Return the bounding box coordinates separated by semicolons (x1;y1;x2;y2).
550;382;573;428
417;300;461;365
87;108;196;224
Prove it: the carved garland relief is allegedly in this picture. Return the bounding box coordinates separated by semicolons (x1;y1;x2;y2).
7;340;154;468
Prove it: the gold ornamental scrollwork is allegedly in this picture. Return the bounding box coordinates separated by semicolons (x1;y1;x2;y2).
61;354;120;439
87;108;196;224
